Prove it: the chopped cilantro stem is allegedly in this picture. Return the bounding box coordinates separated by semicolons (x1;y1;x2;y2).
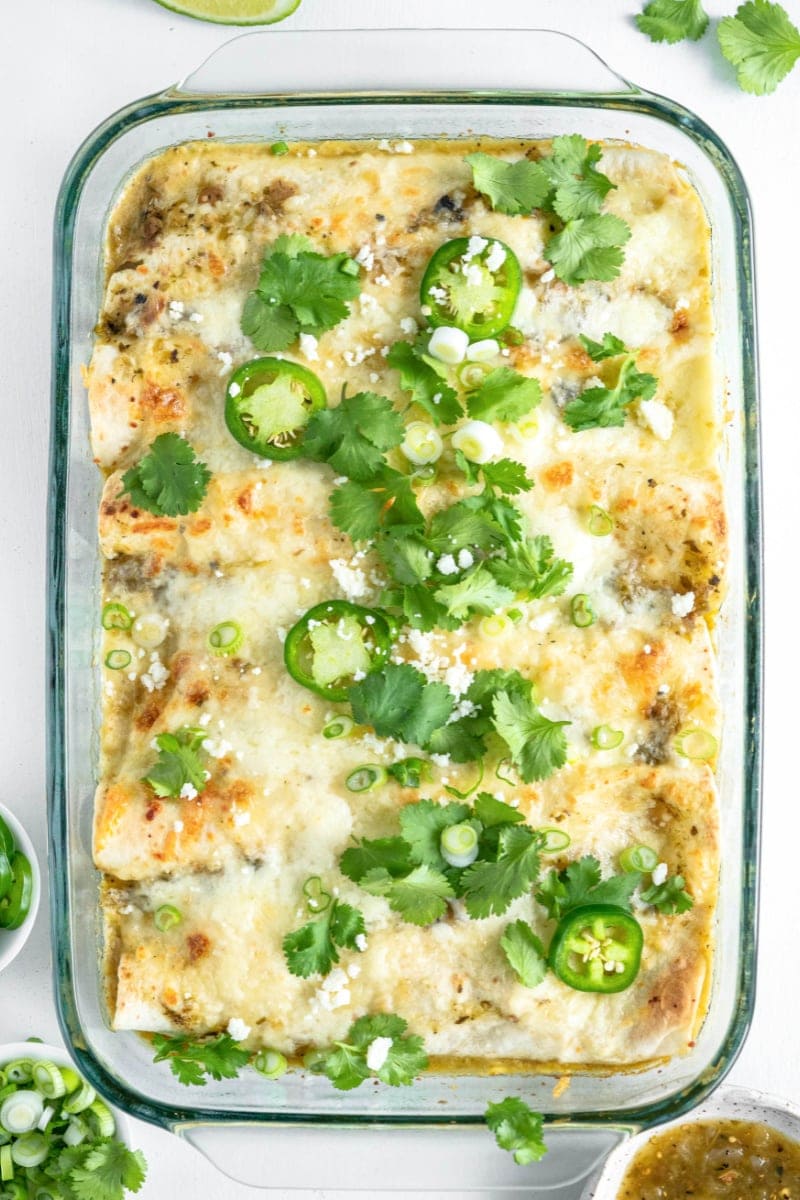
494;759;518;786
252;1049;288;1079
440;822;480;868
587;504;614;536
101;602;133;631
570;594;596;628
207;620;244;657
153;904;182;931
322;715;355;739
620;844;659;873
346;765;388;793
673;727;718;761
590;724;624;751
104;649;132;671
540;828;571;854
444;759;485;800
302;876;332;913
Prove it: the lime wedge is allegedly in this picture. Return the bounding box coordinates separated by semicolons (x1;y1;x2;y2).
153;0;301;24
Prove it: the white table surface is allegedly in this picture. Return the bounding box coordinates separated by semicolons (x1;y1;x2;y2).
0;0;797;1195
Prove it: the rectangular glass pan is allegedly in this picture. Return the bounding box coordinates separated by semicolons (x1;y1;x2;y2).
47;28;761;1193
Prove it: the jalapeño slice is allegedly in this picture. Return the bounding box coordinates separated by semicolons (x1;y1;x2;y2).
549;904;643;994
283;601;395;701
420;237;522;338
225;357;326;461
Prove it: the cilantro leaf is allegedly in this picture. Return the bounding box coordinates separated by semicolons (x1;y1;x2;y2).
545;213;631;286
501;921;548;988
376;533;434;585
65;1140;147;1200
465;153;551;216
486;1098;548;1166
340;836;413;882
636;0;709;42
466;368;542;424
534;855;638;921
349;663;454;747
307;1013;428;1090
472;790;526;827
387;756;433;788
399;798;471;866
242;241;360;351
434;564;516;621
479;458;535;496
718;0;800;94
304;392;404;481
461;824;543;918
491;691;569;783
426;498;506;553
143;727;207;799
489;535;573;600
120;433;211;517
283;899;366;977
361;863;455;924
330;468;425;541
546;135;616;221
580;331;628;361
387;340;462;425
381;583;456;632
563;356;658;432
152;1032;251;1086
640;873;694;913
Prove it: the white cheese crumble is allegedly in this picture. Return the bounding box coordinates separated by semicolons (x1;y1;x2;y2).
366;1037;393;1072
436;553;458;576
651;862;669;887
330;557;370;600
227;1018;251;1041
173;819;185;832
639;399;674;441
399;316;418;336
671;591;695;618
298;333;319;361
355;933;368;952
141;656;169;694
457;549;474;570
485;242;506;272
355;245;375;271
464;235;488;261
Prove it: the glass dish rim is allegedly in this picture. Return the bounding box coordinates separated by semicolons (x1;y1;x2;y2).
47;55;763;1137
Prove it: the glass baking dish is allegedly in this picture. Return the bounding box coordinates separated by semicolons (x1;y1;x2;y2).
47;28;762;1193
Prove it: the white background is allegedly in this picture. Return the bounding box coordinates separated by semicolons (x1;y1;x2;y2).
0;0;797;1195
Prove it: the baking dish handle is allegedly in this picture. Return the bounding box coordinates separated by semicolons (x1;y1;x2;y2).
174;28;636;97
177;1122;629;1192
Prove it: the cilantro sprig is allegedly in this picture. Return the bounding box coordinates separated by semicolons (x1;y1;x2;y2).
120;432;211;517
466;137;630;286
640;873;695;913
152;1032;251;1086
636;0;709;43
718;0;800;94
242;234;361;352
305;1013;428;1090
500;920;548;988
304;391;405;481
563;334;658;431
387;338;462;425
485;1098;548;1166
51;1141;148;1200
465;367;542;424
142;727;207;799
534;855;640;921
283;898;366;977
492;689;570;783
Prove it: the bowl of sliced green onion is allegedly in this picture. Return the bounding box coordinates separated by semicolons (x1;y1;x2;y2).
0;804;40;975
0;1041;147;1198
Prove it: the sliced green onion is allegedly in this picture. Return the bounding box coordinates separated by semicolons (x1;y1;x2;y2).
322;715;355;740
104;649;132;671
509;413;540;441
571;593;596;628
494;759;518;786
457;361;493;389
31;1062;65;1100
507;608;524;623
207;620;244;657
0;1088;13;1106
620;844;659;874
0;1072;6;1090
540;828;572;854
444;759;485;800
587;504;614;536
131;611;169;650
36;1188;62;1200
59;1067;80;1093
591;724;624;751
101;602;133;631
302;876;332;914
345;765;388;793
440;822;479;868
270;141;289;156
10;1132;48;1169
87;1099;115;1139
62;1118;89;1148
154;904;182;932
252;1049;288;1080
0;1144;12;1182
479;613;512;638
0;1128;9;1146
674;727;718;762
0;1090;43;1134
36;1105;54;1132
4;1062;32;1086
401;421;443;466
62;1082;96;1115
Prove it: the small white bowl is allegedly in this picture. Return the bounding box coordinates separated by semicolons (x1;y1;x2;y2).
0;1041;130;1147
0;802;41;973
581;1084;800;1198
